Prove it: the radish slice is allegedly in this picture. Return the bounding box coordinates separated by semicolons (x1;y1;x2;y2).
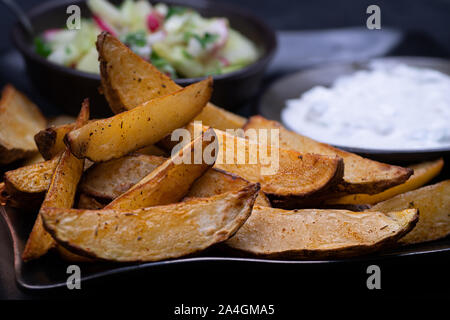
218;56;230;67
92;15;118;37
147;12;162;32
43;29;60;42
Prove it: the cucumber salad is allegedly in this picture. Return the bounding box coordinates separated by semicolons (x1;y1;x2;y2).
34;0;260;78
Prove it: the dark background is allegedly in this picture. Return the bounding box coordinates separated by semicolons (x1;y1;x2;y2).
1;0;450;55
0;0;449;305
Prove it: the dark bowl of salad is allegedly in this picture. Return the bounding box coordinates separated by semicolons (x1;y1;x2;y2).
11;0;277;117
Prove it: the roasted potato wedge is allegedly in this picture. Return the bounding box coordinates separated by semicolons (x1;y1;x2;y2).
213;129;344;200
105;129;216;210
226;206;418;259
22;101;89;261
0;182;7;206
136;144;168;157
57;246;94;262
66;78;212;162
41;183;260;262
96;32;246;130
3;158;58;209
77;193;105;210
328;158;444;205
243;116;413;195
0;85;47;165
80;154;166;200
369;180;450;245
35;122;76;160
186;168;271;207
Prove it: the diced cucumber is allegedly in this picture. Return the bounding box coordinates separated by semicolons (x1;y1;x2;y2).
77;47;99;73
220;29;259;66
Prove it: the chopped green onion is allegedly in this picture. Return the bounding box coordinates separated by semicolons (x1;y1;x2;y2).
150;51;177;78
182;49;193;59
184;32;219;49
124;31;147;47
34;37;52;58
166;6;187;19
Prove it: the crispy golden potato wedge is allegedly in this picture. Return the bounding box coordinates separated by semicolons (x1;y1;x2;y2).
77;193;105;210
213;129;344;200
48;115;76;127
136;144;168;157
66;78;212;162
22;153;45;166
57;246;94;262
0;182;7;206
243;116;413;195
3;158;58;209
186;168;271;207
226;206;418;259
0;85;47;165
22;101;89;261
328;158;444;205
41;183;260;262
369;180;450;245
80;154;166;200
35;122;76;160
96;32;245;130
105;129;216;210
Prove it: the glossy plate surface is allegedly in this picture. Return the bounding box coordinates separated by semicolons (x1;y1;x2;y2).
2;205;449;290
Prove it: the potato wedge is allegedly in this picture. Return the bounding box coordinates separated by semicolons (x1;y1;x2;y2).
136;144;168;157
35;122;76;160
96;32;245;130
77;193;105;210
66;78;212;162
41;183;260;262
80;154;166;200
105;129;216;210
3;158;58;209
57;246;94;263
186;168;271;207
369;180;450;245
22;153;45;166
0;182;7;206
243;116;413;195
22;101;89;261
328;158;444;205
226;206;418;259
213;129;344;200
0;85;47;165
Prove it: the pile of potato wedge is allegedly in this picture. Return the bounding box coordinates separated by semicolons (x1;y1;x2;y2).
0;32;449;263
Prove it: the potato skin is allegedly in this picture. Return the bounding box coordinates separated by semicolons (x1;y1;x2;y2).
3;158;58;209
243;116;413;195
42;183;260;262
226;206;418;259
22;100;89;262
369;180;450;245
97;32;245;129
0;85;47;165
213;129;345;200
66;79;212;162
34;123;76;160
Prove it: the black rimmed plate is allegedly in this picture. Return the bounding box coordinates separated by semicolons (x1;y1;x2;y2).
259;57;450;164
2;205;449;290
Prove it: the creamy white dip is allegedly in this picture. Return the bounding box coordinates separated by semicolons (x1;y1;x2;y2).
281;62;450;150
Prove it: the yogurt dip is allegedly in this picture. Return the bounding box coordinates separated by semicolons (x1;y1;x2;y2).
281;62;450;150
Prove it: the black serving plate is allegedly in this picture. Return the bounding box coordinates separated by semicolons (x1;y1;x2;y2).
2;204;449;290
259;57;450;164
11;0;276;117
